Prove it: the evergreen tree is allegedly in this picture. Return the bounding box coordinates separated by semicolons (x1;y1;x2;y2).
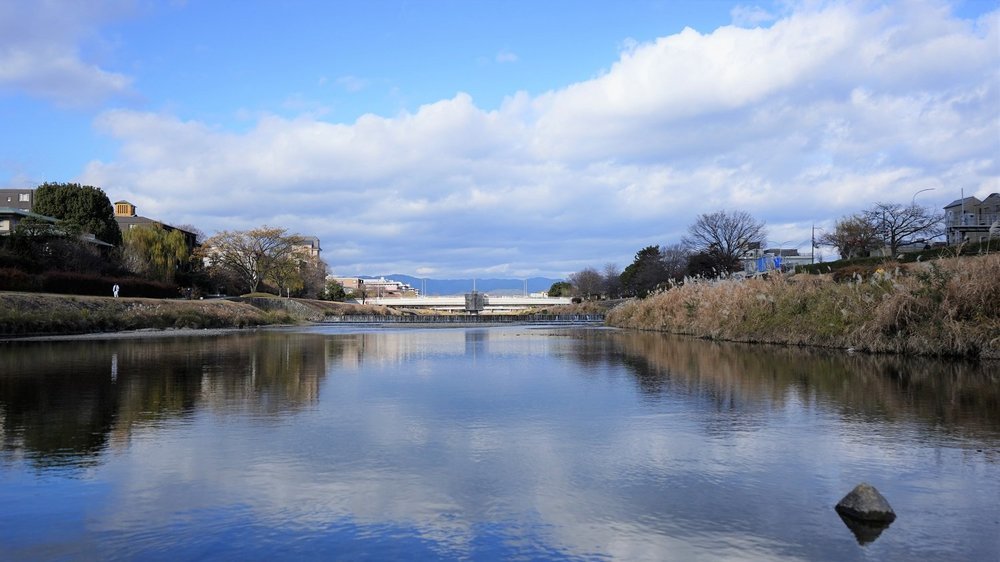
32;182;123;247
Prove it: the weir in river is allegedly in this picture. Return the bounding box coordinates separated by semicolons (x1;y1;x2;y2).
322;314;606;324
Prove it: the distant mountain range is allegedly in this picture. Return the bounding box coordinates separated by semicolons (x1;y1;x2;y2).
365;274;563;296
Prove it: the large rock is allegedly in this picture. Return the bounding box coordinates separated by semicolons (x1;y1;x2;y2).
835;482;896;522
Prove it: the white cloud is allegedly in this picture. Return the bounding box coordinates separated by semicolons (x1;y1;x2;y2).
731;4;776;27
336;75;368;92
0;0;134;106
80;1;1000;277
495;49;519;63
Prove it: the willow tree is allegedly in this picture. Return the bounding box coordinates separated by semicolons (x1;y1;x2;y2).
122;224;190;282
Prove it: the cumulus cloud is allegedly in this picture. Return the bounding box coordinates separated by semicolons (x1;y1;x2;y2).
730;4;777;27
80;1;1000;277
0;0;134;106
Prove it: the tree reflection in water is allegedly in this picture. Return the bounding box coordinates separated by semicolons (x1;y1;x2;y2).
2;328;997;470
0;333;335;468
565;329;1000;447
0;327;998;560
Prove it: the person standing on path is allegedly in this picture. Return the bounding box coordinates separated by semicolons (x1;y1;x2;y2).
113;284;120;298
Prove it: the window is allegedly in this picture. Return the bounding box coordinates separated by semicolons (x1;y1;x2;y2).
18;193;30;202
0;219;9;231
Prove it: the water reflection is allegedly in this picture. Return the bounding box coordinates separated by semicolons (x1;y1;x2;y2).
0;327;998;561
576;330;1000;444
0;333;330;468
837;512;892;545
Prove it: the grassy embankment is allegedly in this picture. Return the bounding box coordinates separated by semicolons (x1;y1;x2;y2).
0;293;403;337
606;254;1000;359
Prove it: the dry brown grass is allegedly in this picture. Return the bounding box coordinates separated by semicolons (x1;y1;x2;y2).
0;292;424;337
528;300;620;315
606;254;1000;359
0;293;292;336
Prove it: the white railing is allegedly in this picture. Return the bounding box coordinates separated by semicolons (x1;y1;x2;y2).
368;295;572;308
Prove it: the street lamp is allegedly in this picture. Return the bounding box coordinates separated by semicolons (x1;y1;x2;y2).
911;188;935;207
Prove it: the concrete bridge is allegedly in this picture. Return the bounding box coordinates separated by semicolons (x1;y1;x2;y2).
366;295;572;312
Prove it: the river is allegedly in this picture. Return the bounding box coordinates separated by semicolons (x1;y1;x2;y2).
1;325;997;561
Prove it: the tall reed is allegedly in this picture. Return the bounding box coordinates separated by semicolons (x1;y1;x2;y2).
606;254;1000;359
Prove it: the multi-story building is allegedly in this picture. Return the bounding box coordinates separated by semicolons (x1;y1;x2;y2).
944;193;1000;245
0;188;34;211
297;236;322;259
328;276;417;297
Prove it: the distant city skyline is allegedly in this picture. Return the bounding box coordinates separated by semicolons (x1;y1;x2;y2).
2;0;997;278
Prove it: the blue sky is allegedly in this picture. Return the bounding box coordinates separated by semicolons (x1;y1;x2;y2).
2;0;998;278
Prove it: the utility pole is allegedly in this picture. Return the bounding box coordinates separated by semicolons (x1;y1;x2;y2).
811;224;815;265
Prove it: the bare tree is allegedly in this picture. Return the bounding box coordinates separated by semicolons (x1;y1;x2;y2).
661;243;691;279
681;210;767;274
602;263;622;299
354;284;370;304
569;267;605;299
297;256;329;299
819;214;882;259
204;226;304;294
863;202;942;256
175;224;206;245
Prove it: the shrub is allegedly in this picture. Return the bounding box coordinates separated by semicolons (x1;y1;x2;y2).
0;268;39;292
41;271;109;295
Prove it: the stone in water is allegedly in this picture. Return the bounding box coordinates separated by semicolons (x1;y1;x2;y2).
835;482;896;522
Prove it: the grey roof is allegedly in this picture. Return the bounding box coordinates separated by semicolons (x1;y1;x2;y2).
115;214;197;237
116;215;161;227
944;196;981;208
0;207;59;222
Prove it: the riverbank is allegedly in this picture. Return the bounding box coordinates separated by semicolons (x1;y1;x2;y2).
606;254;1000;359
0;293;402;338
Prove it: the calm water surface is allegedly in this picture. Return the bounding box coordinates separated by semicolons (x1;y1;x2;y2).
1;326;998;561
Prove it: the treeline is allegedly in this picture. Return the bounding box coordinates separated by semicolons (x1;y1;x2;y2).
556;200;947;300
552;209;767;299
0;182;335;299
